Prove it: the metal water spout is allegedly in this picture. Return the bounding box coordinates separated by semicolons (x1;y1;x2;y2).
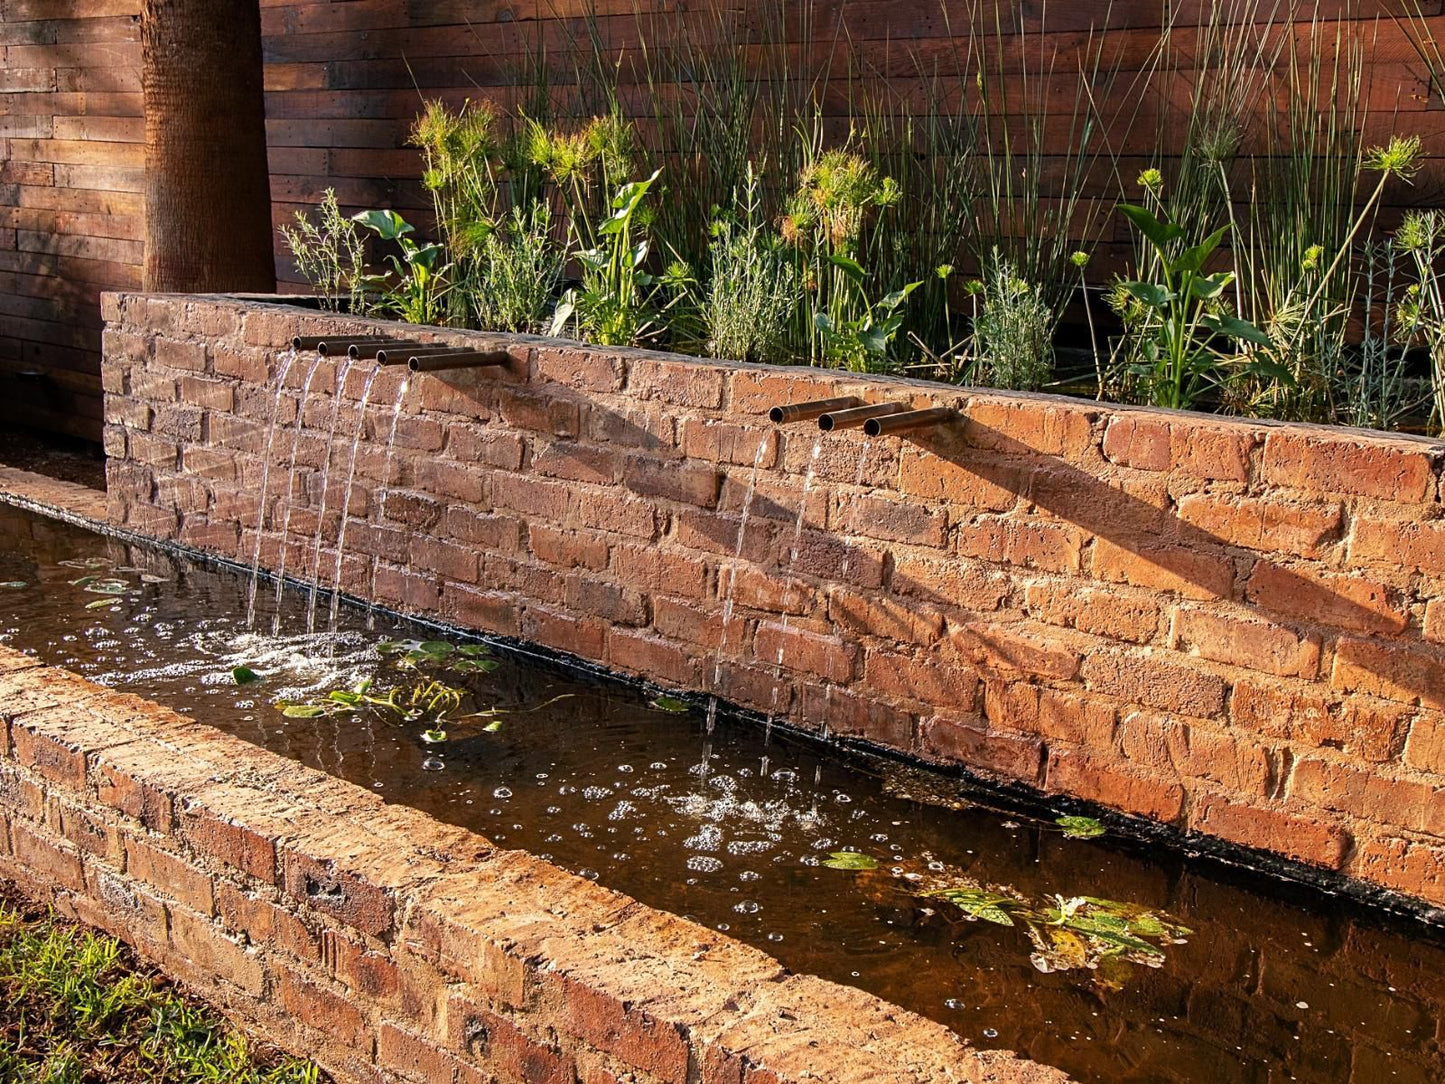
768;396;861;424
817;402;906;432
862;406;955;437
348;340;427;360
316;336;391;356
408;350;512;372
375;344;460;365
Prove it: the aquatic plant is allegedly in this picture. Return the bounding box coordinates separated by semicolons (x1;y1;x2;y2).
971;253;1056;392
351;210;449;326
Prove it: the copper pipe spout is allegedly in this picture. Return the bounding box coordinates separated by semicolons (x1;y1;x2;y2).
317;337;391;356
375;344;461;365
349;339;426;360
292;334;334;350
408;350;512;372
862;406;955;437
817;402;907;432
769;396;861;424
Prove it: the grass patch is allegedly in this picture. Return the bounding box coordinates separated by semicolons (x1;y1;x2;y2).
0;886;321;1083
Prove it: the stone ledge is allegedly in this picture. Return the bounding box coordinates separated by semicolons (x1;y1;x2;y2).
0;642;1067;1084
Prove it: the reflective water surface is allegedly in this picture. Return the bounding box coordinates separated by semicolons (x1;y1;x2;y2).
1;504;1442;1084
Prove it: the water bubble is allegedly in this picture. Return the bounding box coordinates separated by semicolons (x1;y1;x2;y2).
716;923;730;932
766;932;784;942
579;868;599;880
869;833;890;843
982;1028;999;1040
582;786;613;800
834;793;852;804
650;762;668;770
1296;1001;1309;1010
739;870;761;882
492;786;512;799
686;855;724;873
421;756;445;771
771;769;798;783
944;999;963;1010
618;763;634;773
734;900;761;914
800;854;821;867
546;806;562;815
535;772;549;780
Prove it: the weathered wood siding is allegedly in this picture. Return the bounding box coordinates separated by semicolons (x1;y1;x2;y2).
3;0;1445;442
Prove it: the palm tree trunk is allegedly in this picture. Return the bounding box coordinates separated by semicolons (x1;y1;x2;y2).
141;0;275;292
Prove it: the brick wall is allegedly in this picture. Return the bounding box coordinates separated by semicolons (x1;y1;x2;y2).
102;293;1445;910
0;643;1059;1083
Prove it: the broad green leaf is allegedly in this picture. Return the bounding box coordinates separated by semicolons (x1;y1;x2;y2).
457;644;491;658
821;851;879;871
1122;281;1172;309
1117;203;1183;252
879;280;924;311
1187;274;1230;300
649;695;691;714
85;598;121;610
377;640;419;655
1171;225;1229;275
351;209;414;241
421;729;448;744
483;720;504;733
419;641;455;658
281;705;326;719
1056;815;1106;839
1201;312;1274;347
827;254;868;282
231;666;261;686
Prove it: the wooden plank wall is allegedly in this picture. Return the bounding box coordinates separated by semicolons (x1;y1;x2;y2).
3;0;1444;444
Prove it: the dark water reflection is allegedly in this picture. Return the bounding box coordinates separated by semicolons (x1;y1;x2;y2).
0;504;1442;1083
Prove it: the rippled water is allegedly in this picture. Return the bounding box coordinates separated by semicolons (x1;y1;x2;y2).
2;504;1443;1084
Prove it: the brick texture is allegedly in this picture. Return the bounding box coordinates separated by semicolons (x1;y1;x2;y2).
97;294;1445;912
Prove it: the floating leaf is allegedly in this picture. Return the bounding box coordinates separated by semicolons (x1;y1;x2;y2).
231;666;261;685
929;888;1021;927
280;704;326;719
421;728;448;744
482;720;504;733
821;851;879;871
1056;815;1105;839
84;580;130;595
59;557;114;570
84;598;121;610
457;644;491;658
139;573;170;584
418;640;455;658
377;640;419;655
68;576;100;586
649;695;690;714
0;581;28;589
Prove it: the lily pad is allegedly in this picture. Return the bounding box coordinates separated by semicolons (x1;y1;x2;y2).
84;598;121;610
83;580;131;595
0;580;28;589
280;704;326;719
421;729;448;744
231;666;261;685
1056;815;1105;839
649;695;691;714
821;851;879;871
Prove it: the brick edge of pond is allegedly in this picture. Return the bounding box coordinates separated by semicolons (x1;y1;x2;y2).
0;646;1066;1084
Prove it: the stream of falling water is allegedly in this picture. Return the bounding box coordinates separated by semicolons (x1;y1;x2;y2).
317;364;380;637
365;377;410;630
332;376;406;635
245;347;296;628
765;438;824;734
302;357;358;633
270;352;325;634
698;433;774;785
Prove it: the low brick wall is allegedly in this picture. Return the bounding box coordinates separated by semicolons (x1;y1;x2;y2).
0;646;1059;1083
101;293;1445;909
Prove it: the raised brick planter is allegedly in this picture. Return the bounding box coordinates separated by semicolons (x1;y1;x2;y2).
100;293;1445;910
0;646;1062;1083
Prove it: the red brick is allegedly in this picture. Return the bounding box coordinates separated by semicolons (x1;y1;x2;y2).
276;965;367;1045
1092;537;1237;601
629;357;725;407
953;619;1082;681
550;971;690;1081
1404;712;1445;773
987;684;1116;748
570;489;659;539
448;995;574;1083
215;883;319;963
178;797;278;883
394;414;446;452
890;551;1007;612
1177;494;1342;558
1045;749;1184;822
1023;581;1160;643
491;474;569;523
827;588;943;645
919;715;1044;782
444;508;524;553
534;440;621;485
675;509;775;563
125;833;214;915
611;543;707;598
680;420;779;467
837;493;945;547
862;647;979;709
966;398;1097;461
535;345;623;391
754;622;856;682
443;583;521;637
723;564;815;616
165;903;265;995
179;374;234;411
11;821;84;892
623;455;720;508
1228;678;1331;742
10;716;88;789
1170;607;1319;678
1259;430;1436;501
1190;794;1349;869
1352;834;1445;905
496;387;579;436
414;459;487;503
959;516;1083;573
1245;562;1407;636
1350;517;1445;575
728;368;839;416
896;447;1021;511
531;523;609;570
154;336;207;371
566;575;647;626
523;605;608;660
785;530;885;590
1172;424;1253;482
1331;638;1445;711
798;683;914;747
1081;648;1227;718
1102;415;1170;471
606;629;698;686
445;426;525;469
378;1022;464;1082
413;537;479;582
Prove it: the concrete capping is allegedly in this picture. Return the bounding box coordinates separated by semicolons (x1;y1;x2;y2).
0;644;1064;1083
98;292;1445;910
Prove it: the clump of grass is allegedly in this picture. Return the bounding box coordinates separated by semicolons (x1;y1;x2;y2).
278;189;366;314
0;896;320;1083
972;252;1056;391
